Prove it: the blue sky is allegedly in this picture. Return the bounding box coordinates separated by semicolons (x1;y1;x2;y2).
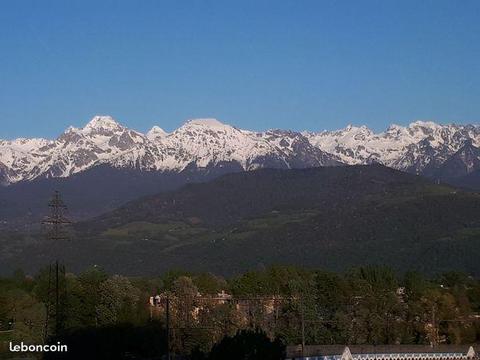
0;0;479;139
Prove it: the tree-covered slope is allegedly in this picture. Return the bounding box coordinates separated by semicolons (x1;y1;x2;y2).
83;164;436;230
3;165;480;276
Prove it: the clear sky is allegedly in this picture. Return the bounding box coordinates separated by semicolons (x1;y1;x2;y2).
0;0;479;139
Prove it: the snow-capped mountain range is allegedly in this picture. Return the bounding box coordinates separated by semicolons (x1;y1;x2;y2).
1;115;479;185
0;116;339;185
305;121;480;176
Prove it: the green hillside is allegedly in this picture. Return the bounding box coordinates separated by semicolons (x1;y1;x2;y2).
3;165;480;276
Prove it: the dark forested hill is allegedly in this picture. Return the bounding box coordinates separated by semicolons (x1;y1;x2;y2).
0;163;243;231
82;164;435;230
3;164;480;276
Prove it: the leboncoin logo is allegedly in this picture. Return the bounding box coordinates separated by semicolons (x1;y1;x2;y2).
9;341;68;353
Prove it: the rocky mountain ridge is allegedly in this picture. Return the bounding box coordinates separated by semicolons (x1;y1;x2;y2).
1;116;480;185
304;121;480;175
0;116;340;185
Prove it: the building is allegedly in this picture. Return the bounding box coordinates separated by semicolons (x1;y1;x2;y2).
286;345;477;360
149;291;284;315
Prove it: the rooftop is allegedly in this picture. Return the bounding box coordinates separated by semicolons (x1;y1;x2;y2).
287;345;478;359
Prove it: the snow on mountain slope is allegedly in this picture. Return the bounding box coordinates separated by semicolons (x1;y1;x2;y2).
1;115;479;185
304;121;480;175
154;118;266;170
0;138;53;183
29;116;154;179
151;119;340;171
0;116;340;184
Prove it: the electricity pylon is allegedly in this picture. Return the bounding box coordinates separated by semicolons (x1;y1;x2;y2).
42;190;71;340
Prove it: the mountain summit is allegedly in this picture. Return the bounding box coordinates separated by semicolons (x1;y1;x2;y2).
84;115;122;129
184;118;228;128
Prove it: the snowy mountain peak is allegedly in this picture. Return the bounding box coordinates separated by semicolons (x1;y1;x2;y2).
409;120;440;128
350;124;372;133
147;126;168;140
83;115;123;133
406;121;444;137
184;118;229;129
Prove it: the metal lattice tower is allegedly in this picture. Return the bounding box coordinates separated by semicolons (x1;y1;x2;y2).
43;190;71;241
42;190;71;340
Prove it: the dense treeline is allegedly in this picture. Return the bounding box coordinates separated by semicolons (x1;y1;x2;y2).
1;265;480;359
